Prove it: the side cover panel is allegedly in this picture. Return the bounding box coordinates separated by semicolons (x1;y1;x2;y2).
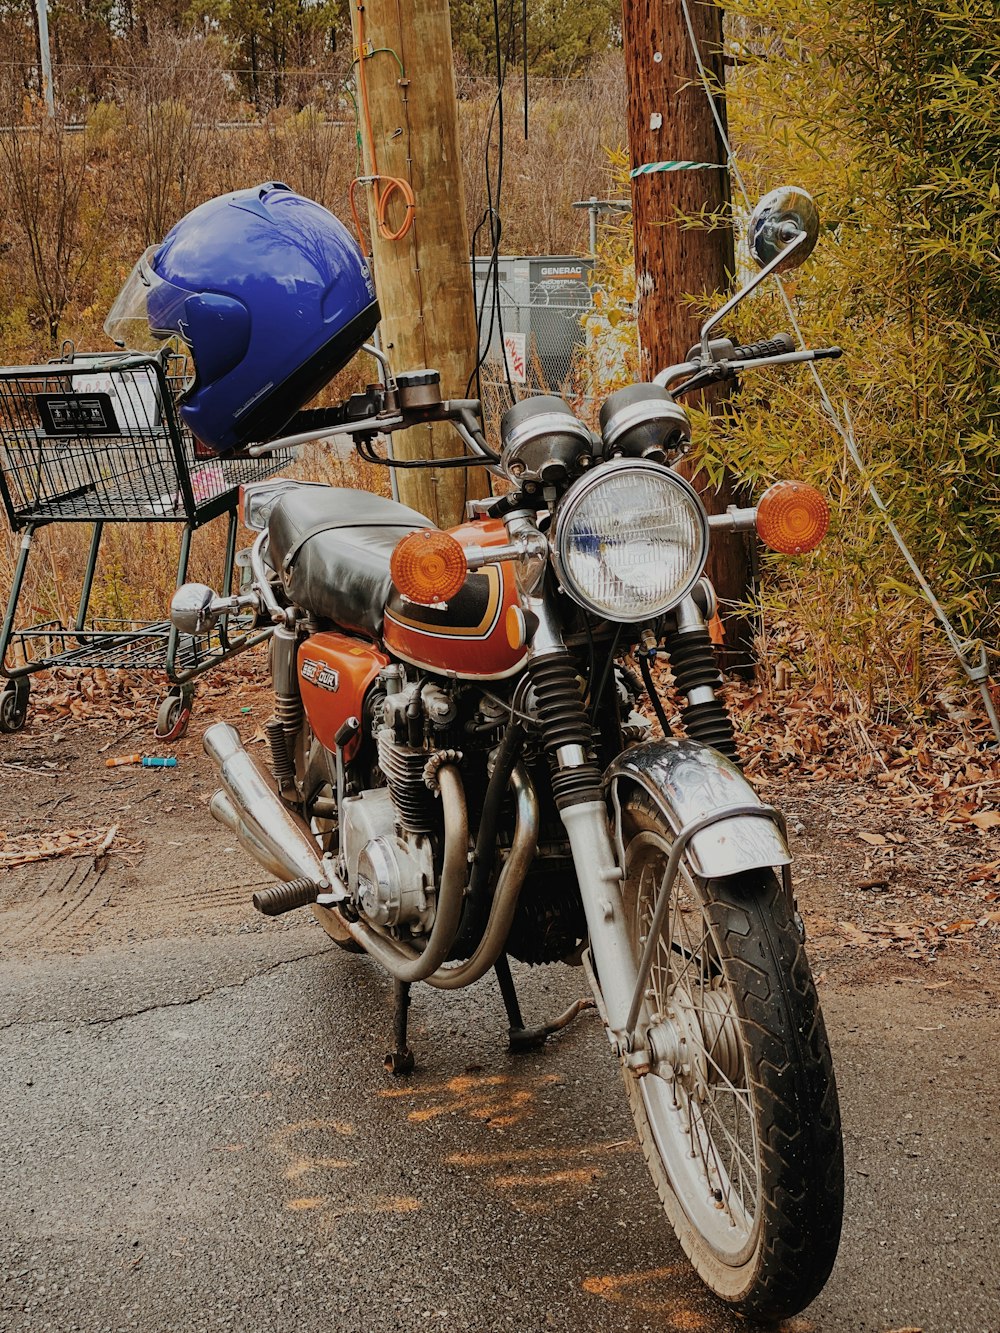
298;631;388;762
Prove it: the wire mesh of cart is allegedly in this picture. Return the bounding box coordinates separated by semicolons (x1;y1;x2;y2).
0;349;294;737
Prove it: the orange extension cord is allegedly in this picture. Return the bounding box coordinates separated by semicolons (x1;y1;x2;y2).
350;0;416;245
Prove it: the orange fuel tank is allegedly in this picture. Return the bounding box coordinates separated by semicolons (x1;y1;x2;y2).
298;632;389;761
382;518;527;680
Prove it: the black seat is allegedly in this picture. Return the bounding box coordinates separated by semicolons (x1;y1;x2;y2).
268;487;432;638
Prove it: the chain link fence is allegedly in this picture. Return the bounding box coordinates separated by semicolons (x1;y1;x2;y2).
472;255;634;435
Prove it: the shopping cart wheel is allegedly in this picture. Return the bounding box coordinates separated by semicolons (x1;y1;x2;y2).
154;685;193;742
0;678;30;734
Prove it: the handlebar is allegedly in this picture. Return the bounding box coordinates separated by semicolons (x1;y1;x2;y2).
247;392;499;465
654;338;842;392
728;333;796;361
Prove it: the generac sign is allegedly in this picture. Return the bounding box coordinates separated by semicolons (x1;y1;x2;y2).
538;265;584;280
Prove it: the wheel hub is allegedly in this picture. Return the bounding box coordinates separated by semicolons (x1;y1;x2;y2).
645;982;742;1094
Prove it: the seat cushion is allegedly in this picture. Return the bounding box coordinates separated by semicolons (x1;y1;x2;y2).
268;487;432;637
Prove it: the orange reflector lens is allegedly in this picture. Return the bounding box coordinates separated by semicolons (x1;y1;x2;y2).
390;529;467;604
756;480;830;555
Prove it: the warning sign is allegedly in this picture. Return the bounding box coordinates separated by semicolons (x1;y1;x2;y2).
501;332;527;384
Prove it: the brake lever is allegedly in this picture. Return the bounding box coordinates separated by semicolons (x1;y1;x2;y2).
671;364;738;399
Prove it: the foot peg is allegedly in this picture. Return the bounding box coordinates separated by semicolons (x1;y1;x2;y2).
252;877;319;916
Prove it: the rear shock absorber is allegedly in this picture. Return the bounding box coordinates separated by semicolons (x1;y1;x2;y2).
269;623;303;791
266;717;296;792
527;652;603;809
662;623;740;764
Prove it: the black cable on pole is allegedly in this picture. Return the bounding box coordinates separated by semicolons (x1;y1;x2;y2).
639;651;674;739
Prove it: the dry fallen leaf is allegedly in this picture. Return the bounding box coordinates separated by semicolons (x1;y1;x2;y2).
838;921;872;946
969;810;1000;831
859;832;887;846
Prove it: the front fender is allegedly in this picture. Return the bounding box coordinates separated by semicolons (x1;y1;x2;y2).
604;738;791;881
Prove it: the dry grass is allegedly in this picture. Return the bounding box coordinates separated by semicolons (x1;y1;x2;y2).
0;61;626;640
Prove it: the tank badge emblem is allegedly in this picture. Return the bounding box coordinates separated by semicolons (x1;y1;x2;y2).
301;659;340;692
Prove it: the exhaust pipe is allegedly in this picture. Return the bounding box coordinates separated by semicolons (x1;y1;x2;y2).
203;722;331;889
209;790;294;884
202;721;470;977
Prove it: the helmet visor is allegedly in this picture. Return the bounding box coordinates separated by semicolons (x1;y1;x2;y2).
104;247;193;352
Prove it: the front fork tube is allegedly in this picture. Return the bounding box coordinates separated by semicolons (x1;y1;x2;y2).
520;589;643;1060
560;801;644;1063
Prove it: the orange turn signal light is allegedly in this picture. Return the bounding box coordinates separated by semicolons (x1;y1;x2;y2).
756;480;830;555
390;529;468;604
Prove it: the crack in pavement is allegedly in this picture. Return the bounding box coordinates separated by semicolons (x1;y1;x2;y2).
0;947;331;1032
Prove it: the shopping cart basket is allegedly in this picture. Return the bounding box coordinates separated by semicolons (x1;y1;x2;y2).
0;349;294;737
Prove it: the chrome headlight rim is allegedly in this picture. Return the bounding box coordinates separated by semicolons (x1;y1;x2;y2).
551;458;710;624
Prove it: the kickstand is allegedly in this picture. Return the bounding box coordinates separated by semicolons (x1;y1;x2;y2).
385;978;415;1076
494;953;595;1054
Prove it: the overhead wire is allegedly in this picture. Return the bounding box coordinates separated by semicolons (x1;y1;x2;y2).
461;0;523;504
465;0;520;404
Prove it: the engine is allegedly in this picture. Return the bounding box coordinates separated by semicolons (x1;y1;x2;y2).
341;662;599;963
341;668;464;937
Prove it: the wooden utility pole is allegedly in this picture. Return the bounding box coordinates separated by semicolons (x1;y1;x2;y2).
621;0;753;669
348;0;483;528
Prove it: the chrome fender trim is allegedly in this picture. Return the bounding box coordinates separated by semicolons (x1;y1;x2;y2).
604;738;791;880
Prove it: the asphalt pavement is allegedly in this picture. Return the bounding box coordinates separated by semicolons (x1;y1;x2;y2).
2;920;998;1333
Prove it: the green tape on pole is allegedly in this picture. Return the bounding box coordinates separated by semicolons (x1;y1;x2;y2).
630;160;726;177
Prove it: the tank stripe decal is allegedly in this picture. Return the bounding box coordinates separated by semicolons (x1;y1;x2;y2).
386;642;526;681
384;565;503;640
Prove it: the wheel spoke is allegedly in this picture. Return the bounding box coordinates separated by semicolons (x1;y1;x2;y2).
628;827;763;1252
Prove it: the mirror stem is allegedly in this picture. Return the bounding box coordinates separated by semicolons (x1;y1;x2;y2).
698;229;808;362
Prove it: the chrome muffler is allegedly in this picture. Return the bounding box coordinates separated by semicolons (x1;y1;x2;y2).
209;790;293;883
203;722;330;889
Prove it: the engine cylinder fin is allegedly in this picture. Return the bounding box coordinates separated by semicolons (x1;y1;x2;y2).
377;729;437;832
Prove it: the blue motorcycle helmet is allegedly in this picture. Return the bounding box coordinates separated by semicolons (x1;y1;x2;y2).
104;182;380;454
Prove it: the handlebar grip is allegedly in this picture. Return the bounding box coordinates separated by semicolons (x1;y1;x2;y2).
729;333;796;361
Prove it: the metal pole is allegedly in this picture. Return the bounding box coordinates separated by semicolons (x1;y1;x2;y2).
35;0;54;117
571;197;631;257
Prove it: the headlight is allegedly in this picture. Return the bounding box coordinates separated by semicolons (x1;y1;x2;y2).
552;459;709;622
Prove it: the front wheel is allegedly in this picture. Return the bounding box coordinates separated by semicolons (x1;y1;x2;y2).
619;792;843;1319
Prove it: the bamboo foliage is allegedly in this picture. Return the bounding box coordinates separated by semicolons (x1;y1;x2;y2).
694;0;999;700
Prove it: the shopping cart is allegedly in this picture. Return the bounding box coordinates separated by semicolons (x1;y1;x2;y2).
0;349;293;737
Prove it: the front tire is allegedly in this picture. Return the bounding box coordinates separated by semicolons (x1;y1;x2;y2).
620;792;843;1319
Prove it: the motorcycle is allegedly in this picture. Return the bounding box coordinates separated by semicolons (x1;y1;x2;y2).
169;186;844;1319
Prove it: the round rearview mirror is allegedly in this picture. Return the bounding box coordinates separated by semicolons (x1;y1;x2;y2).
748;186;820;272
